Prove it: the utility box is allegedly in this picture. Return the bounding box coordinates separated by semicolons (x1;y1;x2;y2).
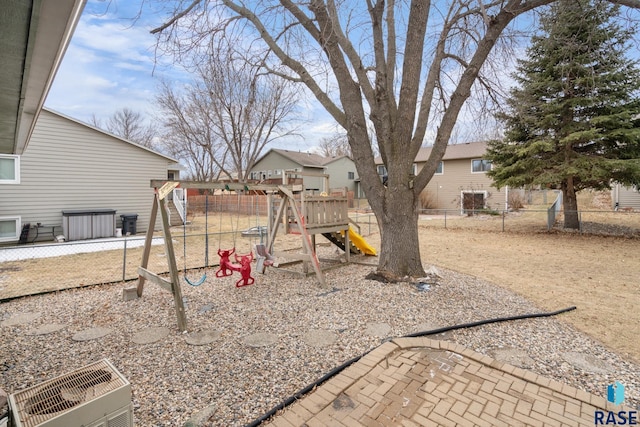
62;209;116;241
120;214;138;236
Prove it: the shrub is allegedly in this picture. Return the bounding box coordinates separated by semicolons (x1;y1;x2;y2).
419;190;435;209
508;192;525;211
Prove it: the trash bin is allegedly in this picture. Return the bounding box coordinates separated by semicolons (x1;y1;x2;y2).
120;214;138;236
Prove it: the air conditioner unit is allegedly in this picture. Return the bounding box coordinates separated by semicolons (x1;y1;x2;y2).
8;359;133;427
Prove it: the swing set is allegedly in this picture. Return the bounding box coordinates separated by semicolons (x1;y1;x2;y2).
133;179;354;331
178;187;259;288
213;188;255;287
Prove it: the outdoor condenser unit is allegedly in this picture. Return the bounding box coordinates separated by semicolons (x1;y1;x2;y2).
8;359;133;427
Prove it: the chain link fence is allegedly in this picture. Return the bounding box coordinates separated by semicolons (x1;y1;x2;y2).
1;198;637;301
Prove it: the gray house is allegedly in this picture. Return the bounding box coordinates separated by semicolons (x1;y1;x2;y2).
249;148;359;194
0;108;180;244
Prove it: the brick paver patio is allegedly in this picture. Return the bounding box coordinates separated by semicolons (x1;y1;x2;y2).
267;337;628;426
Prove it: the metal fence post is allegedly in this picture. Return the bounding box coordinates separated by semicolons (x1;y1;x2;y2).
122;238;128;282
579;211;582;234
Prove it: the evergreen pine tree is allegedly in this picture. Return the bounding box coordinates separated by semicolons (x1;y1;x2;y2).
486;0;640;229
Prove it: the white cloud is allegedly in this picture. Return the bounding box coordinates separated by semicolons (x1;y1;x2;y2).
45;1;165;124
45;0;324;152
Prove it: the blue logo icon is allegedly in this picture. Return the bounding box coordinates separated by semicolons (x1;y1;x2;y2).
608;381;625;406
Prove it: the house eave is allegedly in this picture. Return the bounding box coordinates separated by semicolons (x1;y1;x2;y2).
0;0;86;155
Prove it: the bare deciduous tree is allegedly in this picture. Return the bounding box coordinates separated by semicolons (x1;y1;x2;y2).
156;80;229;181
156;47;299;182
92;108;156;148
317;133;351;158
151;0;638;278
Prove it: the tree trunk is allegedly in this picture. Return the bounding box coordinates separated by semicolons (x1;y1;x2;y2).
561;179;580;229
375;186;425;278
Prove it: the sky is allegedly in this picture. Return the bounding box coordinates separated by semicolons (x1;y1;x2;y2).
44;0;337;152
46;1;640;155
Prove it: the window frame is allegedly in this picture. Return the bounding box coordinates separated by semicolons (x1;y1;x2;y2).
0;216;21;242
348;171;355;180
471;159;492;173
0;154;20;184
460;191;488;214
435;161;444;175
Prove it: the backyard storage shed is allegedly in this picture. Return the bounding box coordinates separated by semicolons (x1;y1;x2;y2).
62;209;117;241
0;108;181;243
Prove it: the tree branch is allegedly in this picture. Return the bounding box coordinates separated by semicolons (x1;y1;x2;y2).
151;0;202;35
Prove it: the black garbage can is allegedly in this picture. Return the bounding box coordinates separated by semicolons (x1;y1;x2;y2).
120;214;138;235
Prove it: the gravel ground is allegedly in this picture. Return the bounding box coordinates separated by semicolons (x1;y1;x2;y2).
1;255;638;426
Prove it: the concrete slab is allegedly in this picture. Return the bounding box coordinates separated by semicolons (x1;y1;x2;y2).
365;322;391;338
72;327;112;341
303;329;338;347
1;312;41;327
185;330;222;346
244;332;278;348
25;323;66;335
132;326;170;344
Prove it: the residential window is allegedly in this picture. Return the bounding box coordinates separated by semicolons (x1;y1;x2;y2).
377;165;387;176
274;169;281;176
0;217;20;242
461;191;486;213
435;161;444;175
472;159;492;173
0;155;20;184
348;171;355;180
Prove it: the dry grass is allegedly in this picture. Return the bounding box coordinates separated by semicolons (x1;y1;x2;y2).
364;190;640;363
1;191;638;364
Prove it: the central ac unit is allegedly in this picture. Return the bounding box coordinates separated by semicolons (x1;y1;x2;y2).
8;359;133;427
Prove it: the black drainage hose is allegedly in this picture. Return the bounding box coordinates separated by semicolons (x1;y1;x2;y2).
244;306;576;427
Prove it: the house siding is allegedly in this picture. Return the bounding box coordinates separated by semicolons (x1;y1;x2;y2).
420;158;507;211
251;151;327;191
613;184;640;210
0;109;174;241
324;157;358;193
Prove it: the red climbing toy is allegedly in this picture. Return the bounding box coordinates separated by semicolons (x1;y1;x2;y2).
215;248;255;287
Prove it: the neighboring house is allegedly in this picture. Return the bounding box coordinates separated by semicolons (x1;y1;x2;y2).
612;184;640;211
375;141;507;212
0;108;181;244
249;148;359;194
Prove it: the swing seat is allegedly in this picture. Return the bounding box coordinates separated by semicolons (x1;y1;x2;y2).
233;253;255;287
215;248;236;277
254;243;277;274
184;273;207;286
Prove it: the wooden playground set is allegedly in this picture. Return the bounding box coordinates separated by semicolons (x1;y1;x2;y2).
130;177;376;331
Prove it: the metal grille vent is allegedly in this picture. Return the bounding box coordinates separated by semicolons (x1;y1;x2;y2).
10;359;128;427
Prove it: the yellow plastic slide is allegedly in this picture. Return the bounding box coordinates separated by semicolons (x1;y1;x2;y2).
348;228;377;256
